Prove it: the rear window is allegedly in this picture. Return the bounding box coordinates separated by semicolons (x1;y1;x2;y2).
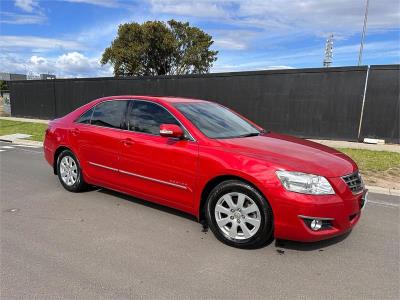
90;100;128;129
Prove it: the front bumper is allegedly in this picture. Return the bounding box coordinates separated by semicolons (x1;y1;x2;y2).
270;178;367;242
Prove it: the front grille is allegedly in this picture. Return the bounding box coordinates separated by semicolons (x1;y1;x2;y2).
342;172;364;194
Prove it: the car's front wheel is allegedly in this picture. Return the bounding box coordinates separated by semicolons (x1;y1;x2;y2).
57;149;87;192
205;180;273;249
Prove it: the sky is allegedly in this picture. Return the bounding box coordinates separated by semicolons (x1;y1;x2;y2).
0;0;399;78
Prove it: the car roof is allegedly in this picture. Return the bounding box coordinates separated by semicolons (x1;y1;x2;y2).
158;96;208;103
100;95;209;104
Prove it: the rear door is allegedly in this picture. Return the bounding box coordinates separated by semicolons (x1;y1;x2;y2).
70;100;128;186
118;100;199;210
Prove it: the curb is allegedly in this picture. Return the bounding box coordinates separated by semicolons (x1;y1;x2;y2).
310;139;400;153
0;138;43;147
366;186;400;197
0;116;50;124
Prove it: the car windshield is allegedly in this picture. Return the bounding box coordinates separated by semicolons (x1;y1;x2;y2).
174;102;261;139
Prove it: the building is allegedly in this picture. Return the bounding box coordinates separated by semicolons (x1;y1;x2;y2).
0;72;27;81
40;74;56;80
0;72;56;82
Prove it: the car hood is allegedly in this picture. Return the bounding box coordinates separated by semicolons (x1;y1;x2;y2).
215;133;357;178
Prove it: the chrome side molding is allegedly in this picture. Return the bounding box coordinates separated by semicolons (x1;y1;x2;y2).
88;161;188;190
88;162;118;172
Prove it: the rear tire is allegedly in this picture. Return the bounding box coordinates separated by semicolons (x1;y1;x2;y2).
57;149;87;192
205;180;273;249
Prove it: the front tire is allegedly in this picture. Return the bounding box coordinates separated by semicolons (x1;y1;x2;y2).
205;180;273;249
57;149;87;192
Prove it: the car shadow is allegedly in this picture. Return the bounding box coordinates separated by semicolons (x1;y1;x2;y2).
275;231;352;252
96;188;198;223
92;187;351;251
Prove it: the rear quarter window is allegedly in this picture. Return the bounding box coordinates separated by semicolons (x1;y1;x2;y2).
75;107;94;124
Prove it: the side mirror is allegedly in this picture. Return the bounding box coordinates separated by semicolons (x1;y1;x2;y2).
160;124;184;139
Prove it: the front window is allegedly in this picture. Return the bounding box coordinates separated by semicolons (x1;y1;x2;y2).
128;101;181;135
174;102;261;139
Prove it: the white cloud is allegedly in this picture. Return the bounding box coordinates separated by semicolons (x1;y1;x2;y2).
149;0;228;18
0;52;113;77
212;63;294;73
144;0;400;57
213;38;247;50
55;52;97;75
212;29;259;50
4;0;46;24
0;11;46;24
147;0;400;36
236;0;400;36
0;36;84;51
63;0;120;7
14;0;38;12
72;19;124;49
29;55;52;74
0;53;28;74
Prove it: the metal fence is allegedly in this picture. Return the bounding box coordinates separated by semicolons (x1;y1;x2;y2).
9;65;400;143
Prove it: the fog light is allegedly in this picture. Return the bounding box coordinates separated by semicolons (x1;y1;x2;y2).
299;215;334;231
310;219;323;231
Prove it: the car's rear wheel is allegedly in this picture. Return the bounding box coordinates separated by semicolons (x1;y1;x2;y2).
57;149;87;192
205;180;273;249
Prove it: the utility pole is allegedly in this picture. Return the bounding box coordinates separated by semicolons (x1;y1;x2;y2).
358;0;370;66
323;34;334;67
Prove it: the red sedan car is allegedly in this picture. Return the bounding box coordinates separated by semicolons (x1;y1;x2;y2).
44;95;367;248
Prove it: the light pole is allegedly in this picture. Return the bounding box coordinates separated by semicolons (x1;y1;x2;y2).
358;0;370;66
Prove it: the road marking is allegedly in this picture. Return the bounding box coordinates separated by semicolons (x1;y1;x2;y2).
1;146;14;149
368;200;399;208
13;144;42;148
13;148;42;154
0;149;5;152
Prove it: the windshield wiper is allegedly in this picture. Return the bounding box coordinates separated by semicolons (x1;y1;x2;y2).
238;132;261;137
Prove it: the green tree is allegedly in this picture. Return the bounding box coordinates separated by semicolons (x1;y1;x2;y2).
101;20;218;77
0;80;9;91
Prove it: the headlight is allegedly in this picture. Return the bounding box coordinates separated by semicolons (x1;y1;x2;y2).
276;171;334;195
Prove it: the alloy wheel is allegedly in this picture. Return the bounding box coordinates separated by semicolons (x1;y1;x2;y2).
59;155;78;186
214;192;261;240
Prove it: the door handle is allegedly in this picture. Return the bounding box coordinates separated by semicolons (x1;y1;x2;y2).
122;138;134;146
71;128;80;136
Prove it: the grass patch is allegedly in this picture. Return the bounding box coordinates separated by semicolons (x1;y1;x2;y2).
0;119;47;142
338;148;400;172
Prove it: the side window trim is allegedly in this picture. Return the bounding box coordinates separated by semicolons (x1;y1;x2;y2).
74;99;129;129
128;99;196;141
88;106;95;124
73;98;195;141
126;100;135;131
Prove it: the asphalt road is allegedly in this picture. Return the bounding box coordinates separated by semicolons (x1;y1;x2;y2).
1;141;399;299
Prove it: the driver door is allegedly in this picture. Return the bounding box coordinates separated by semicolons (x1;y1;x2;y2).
118;100;199;210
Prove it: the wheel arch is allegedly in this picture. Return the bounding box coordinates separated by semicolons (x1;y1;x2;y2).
198;174;273;222
53;145;73;174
